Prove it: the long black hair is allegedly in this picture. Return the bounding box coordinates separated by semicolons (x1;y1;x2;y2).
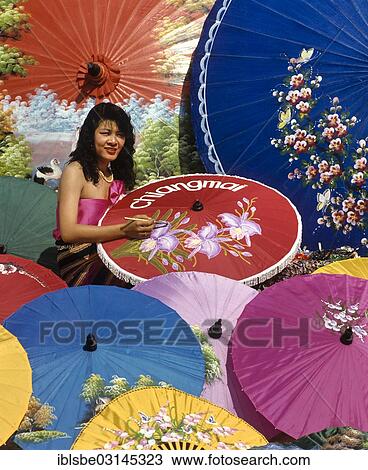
69;102;136;190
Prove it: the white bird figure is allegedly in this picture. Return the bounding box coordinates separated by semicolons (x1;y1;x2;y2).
34;158;62;184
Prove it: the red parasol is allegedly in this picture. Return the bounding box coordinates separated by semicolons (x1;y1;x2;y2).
98;175;302;285
0;254;66;323
5;0;207;104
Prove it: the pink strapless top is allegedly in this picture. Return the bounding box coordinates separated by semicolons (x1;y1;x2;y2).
53;180;125;240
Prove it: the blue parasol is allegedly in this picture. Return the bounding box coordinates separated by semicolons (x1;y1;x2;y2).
191;0;368;251
4;286;205;450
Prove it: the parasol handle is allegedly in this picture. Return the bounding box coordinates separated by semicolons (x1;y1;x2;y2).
87;62;101;77
191;200;204;211
340;326;353;346
0;243;5;254
208;319;222;339
83;333;97;352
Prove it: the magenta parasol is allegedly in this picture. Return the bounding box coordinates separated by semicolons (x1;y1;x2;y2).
230;274;368;439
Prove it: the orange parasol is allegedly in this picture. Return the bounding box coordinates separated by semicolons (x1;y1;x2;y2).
5;0;211;104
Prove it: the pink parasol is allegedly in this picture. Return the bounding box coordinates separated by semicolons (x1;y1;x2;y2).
230;273;368;439
133;271;258;413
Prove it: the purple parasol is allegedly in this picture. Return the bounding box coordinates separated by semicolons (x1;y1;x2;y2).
133;271;258;413
230;273;368;439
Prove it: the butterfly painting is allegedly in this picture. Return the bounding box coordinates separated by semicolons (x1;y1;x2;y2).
316;189;331;212
291;48;315;65
278;107;292;129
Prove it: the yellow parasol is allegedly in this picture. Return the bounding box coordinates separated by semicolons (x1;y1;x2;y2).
0;325;32;446
72;387;267;450
313;258;368;279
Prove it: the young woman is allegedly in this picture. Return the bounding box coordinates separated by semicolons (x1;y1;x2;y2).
53;102;154;286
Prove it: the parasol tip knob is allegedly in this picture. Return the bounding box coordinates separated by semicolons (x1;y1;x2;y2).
340;326;353;346
87;62;101;77
0;243;6;254
208;319;222;339
191;200;204;212
83;333;97;352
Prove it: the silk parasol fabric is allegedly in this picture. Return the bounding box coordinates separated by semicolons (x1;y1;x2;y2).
0;254;66;322
72;386;267;450
4;286;205;449
0;177;57;268
313;257;368;279
5;0;210;104
191;0;368;250
133;271;258;413
230;274;368;439
98;174;302;285
0;325;32;446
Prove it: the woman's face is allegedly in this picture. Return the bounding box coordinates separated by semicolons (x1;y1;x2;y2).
94;120;125;163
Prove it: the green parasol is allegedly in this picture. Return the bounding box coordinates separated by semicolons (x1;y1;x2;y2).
0;177;57;270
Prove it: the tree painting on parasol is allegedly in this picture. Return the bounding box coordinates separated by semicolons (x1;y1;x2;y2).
13;395;68;446
271;48;368;248
4;0;215;104
1;0;216;185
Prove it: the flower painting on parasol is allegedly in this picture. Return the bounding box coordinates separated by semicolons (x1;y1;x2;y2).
98;175;301;285
72;387;268;450
191;0;368;250
270;51;368;248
